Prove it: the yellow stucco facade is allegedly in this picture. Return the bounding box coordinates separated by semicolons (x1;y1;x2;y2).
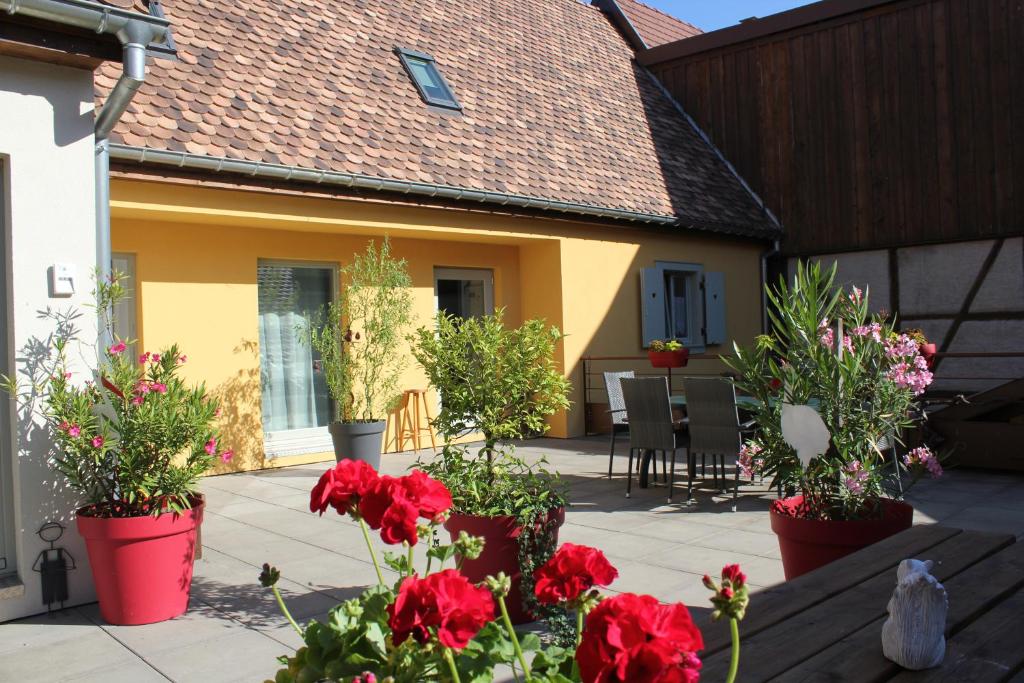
110;176;766;472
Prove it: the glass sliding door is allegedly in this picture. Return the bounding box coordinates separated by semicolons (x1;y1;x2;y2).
434;267;494;318
257;262;334;456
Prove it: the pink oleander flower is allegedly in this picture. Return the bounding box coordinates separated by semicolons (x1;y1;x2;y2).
887;353;933;396
139;352;151;364
849;286;863;303
220;449;234;463
737;442;763;478
851;322;883;343
214;407;222;418
91;436;104;448
885;334;920;359
135;381;152;395
205;438;217;456
152;354;161;363
63;372;72;379
151;382;168;394
819;327;835;350
841;335;854;354
67;425;81;438
131;395;145;406
842;460;869;495
59;420;70;432
177;354;187;364
109;341;127;355
904;446;943;478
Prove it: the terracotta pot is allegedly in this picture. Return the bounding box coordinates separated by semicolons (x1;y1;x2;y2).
76;500;204;625
770;496;913;580
919;343;937;370
648;348;689;368
444;507;565;624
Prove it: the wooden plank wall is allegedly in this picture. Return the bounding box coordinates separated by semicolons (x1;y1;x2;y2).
648;0;1024;255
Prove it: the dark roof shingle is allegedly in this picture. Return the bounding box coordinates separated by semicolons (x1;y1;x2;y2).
99;0;775;237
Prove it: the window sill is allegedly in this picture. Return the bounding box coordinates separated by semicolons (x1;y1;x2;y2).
264;428;334;459
0;574;25;601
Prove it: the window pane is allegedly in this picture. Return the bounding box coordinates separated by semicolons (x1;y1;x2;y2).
437;278;486;318
111;253;137;355
257;264;332;433
668;273;688;339
406;56;456;105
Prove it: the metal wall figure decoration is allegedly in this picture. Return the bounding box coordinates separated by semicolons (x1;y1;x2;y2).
32;522;76;613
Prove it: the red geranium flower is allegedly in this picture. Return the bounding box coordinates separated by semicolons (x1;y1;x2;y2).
388;569;495;649
309;459;379;517
534;543;619;605
576;593;703;683
721;563;746;589
359;470;452;546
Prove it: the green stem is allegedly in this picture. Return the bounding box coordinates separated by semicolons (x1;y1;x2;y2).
497;594;531;678
359;517;386;586
272;585;303;637
726;618;740;683
407;543;415;577
570;608;584;680
443;647;462;683
425;554;433;576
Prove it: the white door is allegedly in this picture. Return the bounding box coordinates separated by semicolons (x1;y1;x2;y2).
433;267;494;318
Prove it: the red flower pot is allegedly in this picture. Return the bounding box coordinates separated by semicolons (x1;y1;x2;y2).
919;342;937;370
648;349;689;368
444;507;565;625
770;496;913;580
76;500;204;625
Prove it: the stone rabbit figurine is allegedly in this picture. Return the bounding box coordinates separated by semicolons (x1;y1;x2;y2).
881;559;948;670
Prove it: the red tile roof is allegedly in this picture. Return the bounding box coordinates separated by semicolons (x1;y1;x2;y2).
615;0;702;47
99;0;775;237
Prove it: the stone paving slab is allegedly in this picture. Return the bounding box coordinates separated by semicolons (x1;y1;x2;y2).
3;436;1023;682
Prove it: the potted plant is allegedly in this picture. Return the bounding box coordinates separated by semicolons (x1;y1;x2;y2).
727;263;942;579
2;273;230;625
410;310;572;625
419;445;568;626
305;238;413;468
263;457;751;683
648;339;690;368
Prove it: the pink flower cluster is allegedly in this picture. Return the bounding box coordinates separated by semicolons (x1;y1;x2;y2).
842;460;869;495
886;354;933;396
904;446;942;478
58;422;104;449
851;322;883;343
885;334;920;359
130;379;168;406
205;437;233;463
737;442;763;478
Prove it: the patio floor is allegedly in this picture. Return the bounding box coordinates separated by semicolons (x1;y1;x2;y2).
4;437;1024;682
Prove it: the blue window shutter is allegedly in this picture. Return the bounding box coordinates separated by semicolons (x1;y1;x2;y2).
641;267;666;347
703;272;726;345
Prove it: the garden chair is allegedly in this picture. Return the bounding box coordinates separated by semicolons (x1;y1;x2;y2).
603;370;634;478
619;377;689;502
682;377;745;511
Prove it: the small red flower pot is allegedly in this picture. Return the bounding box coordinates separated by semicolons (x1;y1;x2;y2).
919;343;937;370
445;507;565;624
76;500;204;625
648;349;689;368
770;496;913;580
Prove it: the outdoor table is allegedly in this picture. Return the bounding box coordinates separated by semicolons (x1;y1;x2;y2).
694;524;1023;682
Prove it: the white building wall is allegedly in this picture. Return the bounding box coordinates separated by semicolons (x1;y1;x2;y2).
0;55;99;621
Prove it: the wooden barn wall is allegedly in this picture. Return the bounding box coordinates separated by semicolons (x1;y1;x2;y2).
649;0;1024;255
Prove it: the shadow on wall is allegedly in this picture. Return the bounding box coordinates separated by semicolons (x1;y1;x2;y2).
7;306;97;599
210;339;264;474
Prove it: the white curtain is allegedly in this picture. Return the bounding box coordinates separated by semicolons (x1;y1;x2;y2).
259;311;317;432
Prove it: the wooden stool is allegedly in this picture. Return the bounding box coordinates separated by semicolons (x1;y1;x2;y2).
405;389;437;451
384;391;413;453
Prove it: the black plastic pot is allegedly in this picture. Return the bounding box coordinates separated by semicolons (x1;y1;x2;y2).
328;420;385;469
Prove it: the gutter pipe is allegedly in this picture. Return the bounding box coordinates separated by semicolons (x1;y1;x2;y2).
0;0;168;346
107;144;686;227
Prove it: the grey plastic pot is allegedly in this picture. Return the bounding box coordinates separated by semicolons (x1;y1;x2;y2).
327;420;386;469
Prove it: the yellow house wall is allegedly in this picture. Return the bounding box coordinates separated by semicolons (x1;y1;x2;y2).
111;177;765;472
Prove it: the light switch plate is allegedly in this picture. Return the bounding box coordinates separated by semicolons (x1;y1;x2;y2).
50;263;76;297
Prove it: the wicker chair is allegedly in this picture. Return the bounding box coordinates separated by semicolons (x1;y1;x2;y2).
620;377;689;502
603;370;634;478
682;377;745;510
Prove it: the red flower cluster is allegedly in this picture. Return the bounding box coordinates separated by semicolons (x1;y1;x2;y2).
534;543;618;605
309;459;378;516
309;461;452;546
576;593;703;683
388;569;495;649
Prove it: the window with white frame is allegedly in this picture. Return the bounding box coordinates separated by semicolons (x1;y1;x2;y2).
640;261;726;350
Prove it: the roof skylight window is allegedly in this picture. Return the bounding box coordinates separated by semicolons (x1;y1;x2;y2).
395;47;462;111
